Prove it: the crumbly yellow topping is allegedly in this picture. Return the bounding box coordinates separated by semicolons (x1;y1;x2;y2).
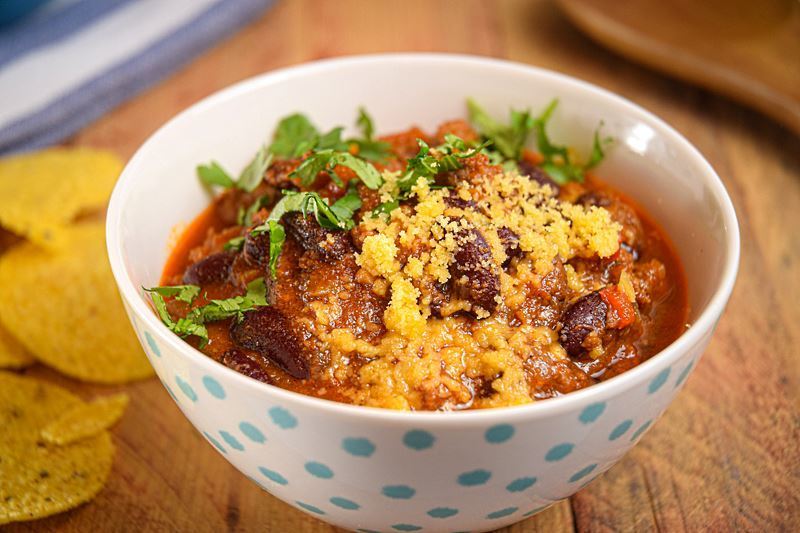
356;169;621;339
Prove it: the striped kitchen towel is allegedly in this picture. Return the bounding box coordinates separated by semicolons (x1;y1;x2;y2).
0;0;274;155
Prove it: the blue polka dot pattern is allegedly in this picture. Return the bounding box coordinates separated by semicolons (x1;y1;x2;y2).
427;507;459;518
457;469;491;486
506;476;537;492
203;431;226;454
648;368;671;394
391;524;422;532
342;437;375;457
523;506;547;517
382;485;416;499
268;406;297;429
487;506;518;519
305;461;333;479
485;424;515;443
330;496;360;510
579;402;606;424
545;443;574;462
609;419;633;441
296;501;325;515
569;463;597;483
239;422;265;443
144;331;161;357
202;375;225;399
219;430;244;451
675;361;694;388
403;429;435;450
175;376;197;402
631;419;653;442
258;466;287;485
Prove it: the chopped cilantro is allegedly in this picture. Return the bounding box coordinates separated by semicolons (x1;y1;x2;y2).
145;284;201;304
268;113;320;157
468;98;612;185
223;236;245;251
197;162;235;188
146;278;268;347
290;149;381;189
467;98;534;160
374;135;488;214
250;188;361;278
197;146;273;193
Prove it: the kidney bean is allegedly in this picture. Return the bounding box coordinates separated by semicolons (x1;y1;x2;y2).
282;212;352;263
221;349;272;384
559;291;608;357
497;227;523;265
230;307;309;379
182;250;237;285
451;227;501;315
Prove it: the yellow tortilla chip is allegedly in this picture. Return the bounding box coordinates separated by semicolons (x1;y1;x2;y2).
42;393;129;446
0;372;114;525
0;322;35;369
0;222;153;383
0;148;121;248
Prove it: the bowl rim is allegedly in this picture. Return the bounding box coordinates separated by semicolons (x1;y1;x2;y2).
107;52;740;425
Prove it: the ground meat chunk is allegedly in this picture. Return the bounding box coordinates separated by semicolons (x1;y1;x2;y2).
182;251;236;285
230;306;309;379
560;291;608;357
283;212;353;262
451;227;501;315
433;119;479;145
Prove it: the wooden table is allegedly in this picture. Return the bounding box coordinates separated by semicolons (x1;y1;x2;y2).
10;1;799;531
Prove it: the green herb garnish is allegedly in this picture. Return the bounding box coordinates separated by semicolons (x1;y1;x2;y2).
468;98;612;185
223;236;245;252
197;147;273;193
250;188;361;278
290;149;381;189
374;135;488;214
146;278;268;347
467;98;534;160
532;100;612;184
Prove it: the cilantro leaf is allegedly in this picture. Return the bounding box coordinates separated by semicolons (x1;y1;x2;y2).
147;278;268;347
374;135;485;215
238;147;273;192
290;149;381;189
269;113;319;157
267;220;285;279
357;107;375;140
197;162;235;188
531;100;611;184
330;181;362;221
467;98;534;160
197;146;272;192
223;236;245;251
251;189;360;278
144;285;200;304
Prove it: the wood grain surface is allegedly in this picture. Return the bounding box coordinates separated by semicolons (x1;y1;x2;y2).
557;0;800;135
6;0;800;531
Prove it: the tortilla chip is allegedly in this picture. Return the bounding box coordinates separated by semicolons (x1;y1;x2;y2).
0;222;153;383
0;148;121;248
0;372;114;525
42;393;129;446
0;322;35;369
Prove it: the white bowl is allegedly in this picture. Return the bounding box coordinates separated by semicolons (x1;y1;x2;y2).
107;54;739;532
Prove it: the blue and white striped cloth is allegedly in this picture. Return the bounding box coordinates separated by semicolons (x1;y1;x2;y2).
0;0;274;155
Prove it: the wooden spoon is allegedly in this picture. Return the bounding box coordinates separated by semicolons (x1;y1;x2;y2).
557;0;800;135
